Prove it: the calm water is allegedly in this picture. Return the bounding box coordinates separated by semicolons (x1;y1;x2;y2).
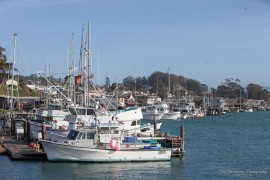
1;111;269;180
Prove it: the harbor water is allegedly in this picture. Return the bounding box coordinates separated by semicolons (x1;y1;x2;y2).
0;111;269;179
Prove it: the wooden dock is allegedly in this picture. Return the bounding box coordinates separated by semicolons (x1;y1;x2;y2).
0;129;47;161
170;126;185;158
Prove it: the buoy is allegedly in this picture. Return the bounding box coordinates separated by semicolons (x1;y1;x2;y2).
110;139;116;149
115;142;121;151
28;141;34;148
32;143;37;150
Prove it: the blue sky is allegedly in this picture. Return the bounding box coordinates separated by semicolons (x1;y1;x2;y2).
1;0;270;88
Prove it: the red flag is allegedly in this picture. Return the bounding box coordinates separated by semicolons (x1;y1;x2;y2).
75;75;82;84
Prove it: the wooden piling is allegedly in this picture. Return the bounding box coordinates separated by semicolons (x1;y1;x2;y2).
153;116;157;136
11;118;15;135
23;120;27;140
26;121;30;141
42;124;46;140
180;126;185;157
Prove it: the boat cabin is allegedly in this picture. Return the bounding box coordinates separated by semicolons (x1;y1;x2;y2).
69;107;96;116
63;123;123;148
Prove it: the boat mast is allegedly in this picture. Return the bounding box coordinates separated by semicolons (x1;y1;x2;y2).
86;20;92;107
83;48;87;107
88;20;91;77
79;25;84;106
167;68;170;97
68;33;75;102
79;25;84;75
156;73;159;98
240;86;242;110
10;33;17;113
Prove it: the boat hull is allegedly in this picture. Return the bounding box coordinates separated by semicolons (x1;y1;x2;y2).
161;112;180;120
41;141;171;162
142;113;163;120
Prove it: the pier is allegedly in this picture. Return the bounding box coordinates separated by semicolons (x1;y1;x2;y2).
0;127;47;160
170;126;185;158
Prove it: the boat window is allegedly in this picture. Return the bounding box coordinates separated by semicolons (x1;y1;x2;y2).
87;132;95;139
76;109;86;115
48;104;55;110
67;130;79;140
137;119;141;125
100;127;109;134
131;120;136;126
77;132;86;139
87;109;95;115
110;130;119;134
56;105;61;110
69;108;77;115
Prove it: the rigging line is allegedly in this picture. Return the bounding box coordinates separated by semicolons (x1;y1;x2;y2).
39;73;69;100
88;79;117;111
88;79;110;111
16;36;31;76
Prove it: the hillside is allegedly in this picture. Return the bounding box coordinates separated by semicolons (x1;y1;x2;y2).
0;83;37;97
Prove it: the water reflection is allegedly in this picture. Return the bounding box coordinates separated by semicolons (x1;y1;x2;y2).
2;111;270;180
41;160;182;179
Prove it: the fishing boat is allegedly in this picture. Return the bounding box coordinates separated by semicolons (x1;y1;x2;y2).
141;106;164;120
41;123;171;162
47;106;162;141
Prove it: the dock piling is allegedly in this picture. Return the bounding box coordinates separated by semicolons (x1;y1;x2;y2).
26;121;30;142
153;116;157;136
180;126;185;157
42;124;46;140
23;120;27;140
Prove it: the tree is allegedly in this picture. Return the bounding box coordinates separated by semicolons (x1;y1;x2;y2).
123;75;135;91
246;83;269;100
148;71;167;96
136;76;148;90
0;47;13;83
105;77;110;89
214;78;246;99
185;79;204;96
201;84;209;93
111;82;118;91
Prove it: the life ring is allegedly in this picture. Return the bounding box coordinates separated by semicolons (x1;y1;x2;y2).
126;144;130;148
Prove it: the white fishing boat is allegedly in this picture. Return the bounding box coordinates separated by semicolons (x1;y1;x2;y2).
144;101;178;120
141;106;164;120
153;101;179;120
36;24;160;141
244;107;253;112
41;123;171;162
29;101;71;140
47;106;161;140
161;111;180;120
37;103;70;127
